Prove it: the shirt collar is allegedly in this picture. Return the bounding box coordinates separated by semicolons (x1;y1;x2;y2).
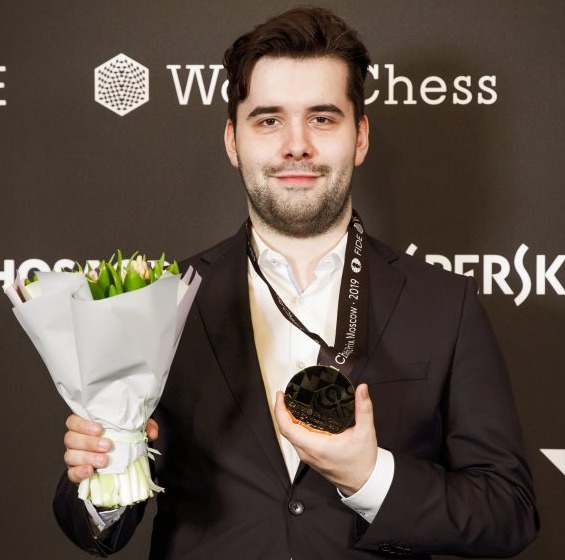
249;226;347;280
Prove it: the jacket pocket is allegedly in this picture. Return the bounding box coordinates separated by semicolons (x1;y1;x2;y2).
367;360;429;384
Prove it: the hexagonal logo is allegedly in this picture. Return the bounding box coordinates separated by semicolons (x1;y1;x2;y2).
94;53;149;116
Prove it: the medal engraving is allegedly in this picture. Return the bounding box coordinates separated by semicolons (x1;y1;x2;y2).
284;365;355;434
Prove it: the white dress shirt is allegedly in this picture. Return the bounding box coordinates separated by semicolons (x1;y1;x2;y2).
249;228;394;524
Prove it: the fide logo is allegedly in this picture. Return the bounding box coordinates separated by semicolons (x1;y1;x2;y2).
94;54;149;116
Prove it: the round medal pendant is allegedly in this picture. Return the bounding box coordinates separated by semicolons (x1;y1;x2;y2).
284;365;355;434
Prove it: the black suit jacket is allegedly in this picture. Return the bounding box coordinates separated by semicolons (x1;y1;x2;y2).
54;225;538;559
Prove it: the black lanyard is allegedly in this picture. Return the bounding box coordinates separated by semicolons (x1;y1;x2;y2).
246;211;370;378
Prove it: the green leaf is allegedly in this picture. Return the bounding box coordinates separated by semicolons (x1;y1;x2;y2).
108;284;117;298
126;251;139;272
153;260;162;281
87;279;104;300
98;262;111;297
166;260;179;275
106;261;124;294
124;269;147;292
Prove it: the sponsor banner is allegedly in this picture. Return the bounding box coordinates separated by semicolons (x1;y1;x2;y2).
92;56;498;116
406;244;565;306
3;244;563;307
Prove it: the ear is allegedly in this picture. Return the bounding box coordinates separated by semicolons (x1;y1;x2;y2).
224;119;239;168
354;115;369;167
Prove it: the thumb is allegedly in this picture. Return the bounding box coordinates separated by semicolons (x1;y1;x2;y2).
274;391;294;429
354;383;374;429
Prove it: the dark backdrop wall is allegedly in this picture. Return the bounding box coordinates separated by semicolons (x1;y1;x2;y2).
1;1;563;558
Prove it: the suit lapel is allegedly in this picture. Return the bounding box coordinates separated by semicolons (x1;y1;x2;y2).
196;227;291;491
348;239;407;386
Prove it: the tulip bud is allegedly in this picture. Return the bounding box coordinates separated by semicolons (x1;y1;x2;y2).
132;255;150;280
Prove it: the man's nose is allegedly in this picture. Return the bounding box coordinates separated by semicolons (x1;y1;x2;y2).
282;121;314;160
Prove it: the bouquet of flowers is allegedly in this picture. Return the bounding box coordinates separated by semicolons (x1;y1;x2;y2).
4;251;201;508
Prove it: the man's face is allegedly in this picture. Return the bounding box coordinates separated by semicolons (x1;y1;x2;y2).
224;56;369;238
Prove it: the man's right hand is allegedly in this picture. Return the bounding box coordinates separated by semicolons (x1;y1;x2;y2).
64;415;159;484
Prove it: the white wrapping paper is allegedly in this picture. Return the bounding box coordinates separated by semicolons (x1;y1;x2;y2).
10;268;201;475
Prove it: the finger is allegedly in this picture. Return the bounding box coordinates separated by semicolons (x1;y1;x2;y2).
64;430;112;453
64;448;108;470
353;384;374;430
273;391;295;431
66;414;103;436
146;418;159;441
273;391;306;441
67;464;94;484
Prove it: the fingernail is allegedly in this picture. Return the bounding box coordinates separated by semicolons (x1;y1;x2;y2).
97;438;111;451
93;455;105;466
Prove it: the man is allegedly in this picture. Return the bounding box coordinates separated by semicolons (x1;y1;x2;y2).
55;7;538;559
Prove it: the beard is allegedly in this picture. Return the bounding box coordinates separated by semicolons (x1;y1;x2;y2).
238;159;354;238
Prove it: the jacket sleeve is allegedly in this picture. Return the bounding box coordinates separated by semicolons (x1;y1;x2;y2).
53;472;147;557
355;278;539;557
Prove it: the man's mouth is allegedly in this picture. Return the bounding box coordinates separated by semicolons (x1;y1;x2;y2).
271;172;322;184
264;163;329;186
270;169;323;186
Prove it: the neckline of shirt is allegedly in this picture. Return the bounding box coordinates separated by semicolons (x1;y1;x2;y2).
249;227;348;296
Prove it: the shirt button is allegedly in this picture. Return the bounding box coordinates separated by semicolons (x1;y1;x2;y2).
288;499;305;516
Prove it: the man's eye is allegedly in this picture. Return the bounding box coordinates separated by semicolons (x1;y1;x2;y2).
261;118;278;126
313;116;331;124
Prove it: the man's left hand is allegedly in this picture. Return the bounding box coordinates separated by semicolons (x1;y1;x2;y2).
274;383;378;496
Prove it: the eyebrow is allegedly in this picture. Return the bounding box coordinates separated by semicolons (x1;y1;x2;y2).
309;104;345;117
246;104;345;119
246;106;282;119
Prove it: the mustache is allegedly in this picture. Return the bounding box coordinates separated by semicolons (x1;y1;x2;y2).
263;163;331;175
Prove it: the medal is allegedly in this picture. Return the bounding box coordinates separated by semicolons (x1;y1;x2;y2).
284;365;355;434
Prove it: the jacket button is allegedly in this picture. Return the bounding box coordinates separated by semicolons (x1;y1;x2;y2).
288;499;305;515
